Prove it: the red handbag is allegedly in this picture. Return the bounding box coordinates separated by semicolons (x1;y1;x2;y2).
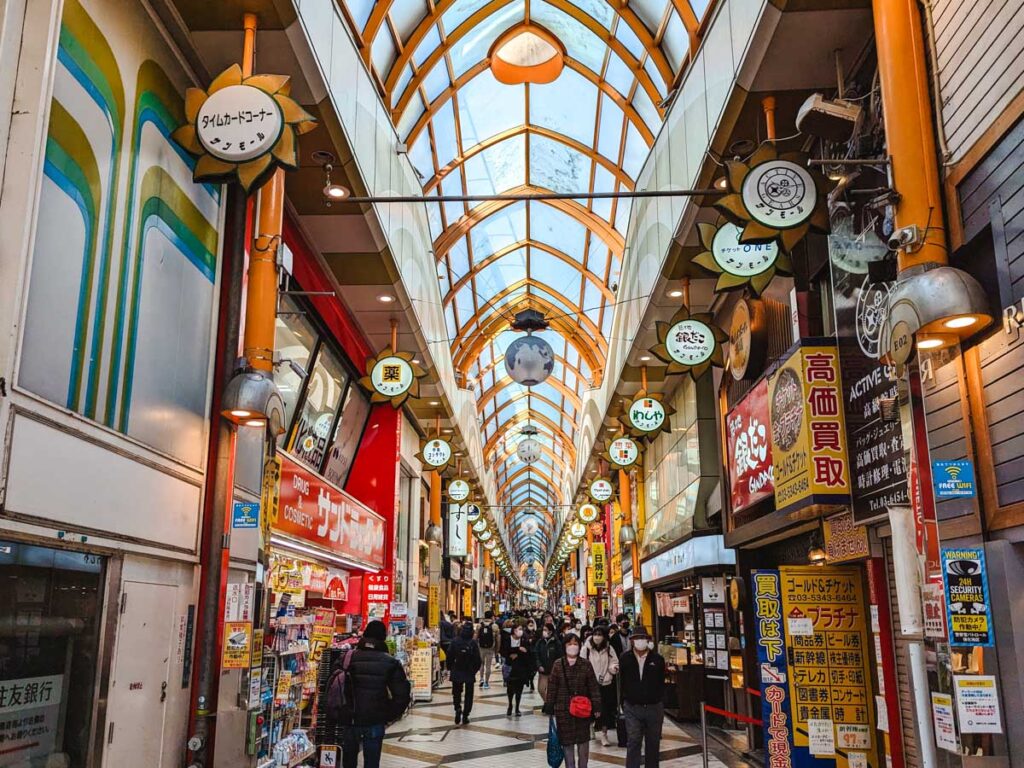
562;662;593;719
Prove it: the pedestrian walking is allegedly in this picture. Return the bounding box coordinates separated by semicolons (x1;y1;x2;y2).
581;625;619;746
500;620;534;716
534;622;562;702
544;634;602;768
448;622;482;725
477;610;498;689
334;620;411;768
526;618;539;691
439;610;456;677
618;627;665;768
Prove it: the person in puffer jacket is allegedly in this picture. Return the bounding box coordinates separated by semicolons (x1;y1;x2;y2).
338;620;411;768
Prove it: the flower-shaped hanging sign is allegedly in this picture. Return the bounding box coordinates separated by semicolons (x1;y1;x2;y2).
693;216;792;296
713;144;829;253
621;389;674;439
604;434;642;470
172;64;317;192
417;437;454;472
358;348;427;407
650;306;727;380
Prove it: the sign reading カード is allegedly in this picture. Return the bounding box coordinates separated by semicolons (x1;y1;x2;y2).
448;504;468;558
769;344;853;514
752;571;795;768
726;378;774;513
829;234;908;524
941;548;993;646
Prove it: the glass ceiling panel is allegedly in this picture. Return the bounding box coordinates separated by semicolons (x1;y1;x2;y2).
336;0;708;565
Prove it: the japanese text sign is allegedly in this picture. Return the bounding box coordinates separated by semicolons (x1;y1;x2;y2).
823;511;870;564
592;542;607;584
941;548;993;646
448;503;469;558
752;570;795;768
769;345;852;514
232;501;259;529
274;454;385;570
726;378;774;513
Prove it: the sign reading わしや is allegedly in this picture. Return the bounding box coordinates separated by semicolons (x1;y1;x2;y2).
769;344;852;513
275;454;386;570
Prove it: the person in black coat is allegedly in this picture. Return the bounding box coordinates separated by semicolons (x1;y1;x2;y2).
338;620;411;768
500;621;534;716
533;623;562;702
618;627;666;768
448;622;482;724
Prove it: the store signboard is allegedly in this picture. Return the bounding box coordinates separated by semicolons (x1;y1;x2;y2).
323;568;349;600
823;510;870;563
592;542;607;583
769;345;852;514
941;548;993;646
752;571;795;768
411;647;433;701
932;461;976;498
640;535;735;584
275;454;386;570
829;244;907;524
428;584;441;628
363;572;392;625
0;674;64;763
447;504;469;558
779;566;876;768
726;378;774;513
463;587;473;617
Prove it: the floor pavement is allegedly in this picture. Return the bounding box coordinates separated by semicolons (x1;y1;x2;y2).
361;680;733;768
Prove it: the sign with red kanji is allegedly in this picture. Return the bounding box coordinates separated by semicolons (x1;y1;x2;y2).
769;344;852;513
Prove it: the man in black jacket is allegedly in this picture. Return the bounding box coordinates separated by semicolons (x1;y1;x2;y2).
448;622;482;724
339;620;411;768
618;626;665;768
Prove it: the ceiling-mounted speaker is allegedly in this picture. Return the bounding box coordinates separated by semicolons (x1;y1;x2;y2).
796;93;862;142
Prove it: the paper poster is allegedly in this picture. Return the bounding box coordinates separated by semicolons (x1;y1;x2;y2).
251;629;264;668
787;614;813;636
248;672;262;710
836;724;870;750
222;621;253;670
275;670;293;705
411;647;433;700
931;692;958;751
875;696;888;733
808;719;836;755
848;753;868;768
954;675;1002;734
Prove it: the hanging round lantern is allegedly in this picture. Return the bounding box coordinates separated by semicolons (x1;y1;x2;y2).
578;503;600;523
516;425;542;464
589;478;613;502
503;309;554;386
570;521;586;538
606;435;641;469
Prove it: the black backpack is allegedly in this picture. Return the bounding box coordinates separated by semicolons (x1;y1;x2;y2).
478;622;495;648
325;649;354;721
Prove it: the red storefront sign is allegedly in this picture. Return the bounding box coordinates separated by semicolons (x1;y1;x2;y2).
363;571;392;625
726;378;774;512
275;454;386;570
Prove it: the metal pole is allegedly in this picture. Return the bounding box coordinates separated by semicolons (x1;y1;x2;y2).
700;702;709;768
341;189;723;205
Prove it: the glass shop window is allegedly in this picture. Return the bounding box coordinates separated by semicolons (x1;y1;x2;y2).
0;541;104;768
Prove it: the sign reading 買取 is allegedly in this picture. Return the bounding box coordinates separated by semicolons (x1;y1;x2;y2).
941;547;992;646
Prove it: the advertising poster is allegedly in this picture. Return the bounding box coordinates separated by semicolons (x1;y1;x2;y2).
364;572;392;625
232;501;260;529
940;548;993;646
587;567;597;596
222;621;253;670
0;675;64;764
769;346;852;514
726;378;774;513
953;675;1002;734
752;570;796;768
932;461;976;498
411;647;433;700
930;692;958;752
822;511;870;564
251;629;264;668
779;566;876;768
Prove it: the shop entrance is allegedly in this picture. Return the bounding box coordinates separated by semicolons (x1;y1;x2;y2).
103;580;178;768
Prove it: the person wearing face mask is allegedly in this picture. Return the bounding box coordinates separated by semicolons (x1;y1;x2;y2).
544;634;601;768
581;626;620;746
525;620;539;691
618;627;666;768
500;621;535;716
608;623;627;657
534;622;562;702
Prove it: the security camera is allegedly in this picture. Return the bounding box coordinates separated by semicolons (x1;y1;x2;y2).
887;225;920;251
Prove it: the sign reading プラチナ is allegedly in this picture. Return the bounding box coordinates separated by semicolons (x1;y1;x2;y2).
941;548;993;646
726;378;774;513
932;461;976;498
769;345;852;513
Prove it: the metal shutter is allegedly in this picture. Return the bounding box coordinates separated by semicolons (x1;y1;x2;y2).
884;538;921;768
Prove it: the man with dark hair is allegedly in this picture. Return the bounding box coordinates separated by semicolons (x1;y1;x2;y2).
477;610;498;689
448;622;482;724
337;620;411;768
619;626;665;768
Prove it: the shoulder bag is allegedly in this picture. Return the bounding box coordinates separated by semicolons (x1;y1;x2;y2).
562;660;593;719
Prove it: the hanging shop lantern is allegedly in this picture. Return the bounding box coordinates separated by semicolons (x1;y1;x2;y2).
516;425;542;464
589;478;613;503
605;434;641;470
484;539;498;550
622;390;674;438
449;479;471;501
472;517;489;534
359;349;427;407
577;503;600;524
504;309;554;386
570;521;586;539
173;64;317;192
465;503;482;523
693;217;790;296
650;306;727;380
417;437;454;472
713;144;829;253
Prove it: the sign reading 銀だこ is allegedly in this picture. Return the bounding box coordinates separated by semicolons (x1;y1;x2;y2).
726;378;774;513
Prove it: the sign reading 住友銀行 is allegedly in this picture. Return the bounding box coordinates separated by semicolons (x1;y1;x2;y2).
941;547;993;646
769;344;852;513
932;460;976;498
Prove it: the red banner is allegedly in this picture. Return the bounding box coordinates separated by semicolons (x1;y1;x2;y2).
275;454;386;570
726;378;774;513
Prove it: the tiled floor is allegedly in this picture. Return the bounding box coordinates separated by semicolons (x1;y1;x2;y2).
357;681;732;768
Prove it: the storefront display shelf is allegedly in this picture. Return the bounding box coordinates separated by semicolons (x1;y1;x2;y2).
287;747;316;767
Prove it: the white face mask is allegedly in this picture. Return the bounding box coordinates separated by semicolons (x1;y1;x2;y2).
633;639;649;653
565;644;580;657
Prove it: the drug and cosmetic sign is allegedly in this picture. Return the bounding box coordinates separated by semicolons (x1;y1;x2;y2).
753;567;876;768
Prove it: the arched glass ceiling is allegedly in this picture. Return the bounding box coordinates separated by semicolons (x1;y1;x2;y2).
338;0;711;569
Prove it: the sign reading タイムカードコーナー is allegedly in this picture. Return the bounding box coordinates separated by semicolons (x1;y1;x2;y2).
769;344;852;514
274;454;386;570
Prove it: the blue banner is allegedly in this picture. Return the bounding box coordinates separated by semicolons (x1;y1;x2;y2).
752;569;794;768
232;501;260;529
932;460;976;498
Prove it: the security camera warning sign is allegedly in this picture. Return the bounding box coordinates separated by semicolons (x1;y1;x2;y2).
941;548;993;647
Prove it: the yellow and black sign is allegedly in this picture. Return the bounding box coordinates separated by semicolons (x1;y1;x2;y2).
593;542;607;584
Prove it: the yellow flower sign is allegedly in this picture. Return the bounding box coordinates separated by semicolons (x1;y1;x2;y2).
172;64;316;191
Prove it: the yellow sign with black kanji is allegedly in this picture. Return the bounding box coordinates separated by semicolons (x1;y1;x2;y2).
593;542;607;584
